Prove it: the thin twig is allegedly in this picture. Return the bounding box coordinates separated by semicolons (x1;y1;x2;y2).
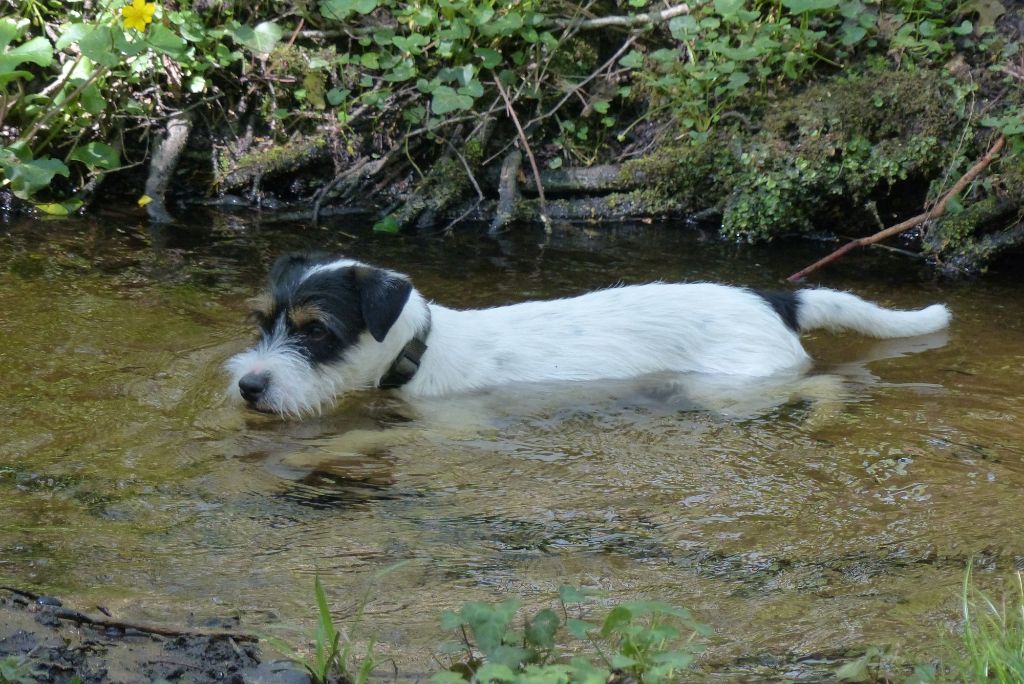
787;135;1007;282
493;75;549;230
524;34;638;131
553;3;690;29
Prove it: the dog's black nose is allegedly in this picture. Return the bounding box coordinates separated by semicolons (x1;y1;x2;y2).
238;372;269;403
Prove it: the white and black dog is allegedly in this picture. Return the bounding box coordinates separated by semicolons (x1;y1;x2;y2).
226;252;951;416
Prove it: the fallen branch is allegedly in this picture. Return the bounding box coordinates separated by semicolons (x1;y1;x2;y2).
786;135;1006;282
1;586;257;642
144;110;194;223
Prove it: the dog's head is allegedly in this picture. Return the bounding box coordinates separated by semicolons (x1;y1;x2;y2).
225;253;425;416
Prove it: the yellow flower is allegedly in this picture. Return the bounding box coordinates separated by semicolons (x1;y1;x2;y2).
122;0;157;32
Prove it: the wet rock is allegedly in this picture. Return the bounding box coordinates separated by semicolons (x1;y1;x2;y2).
240;659;313;684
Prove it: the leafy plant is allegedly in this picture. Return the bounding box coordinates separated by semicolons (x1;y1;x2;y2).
432;586;711;683
265;575;378;684
0;654;42;684
956;566;1024;683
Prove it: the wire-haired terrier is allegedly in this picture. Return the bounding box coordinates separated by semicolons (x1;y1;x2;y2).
226;252;951;417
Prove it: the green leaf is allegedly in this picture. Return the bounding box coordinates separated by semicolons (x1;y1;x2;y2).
77;26;120;66
565;618;593;639
525;608;560;649
372;215;400;233
474;664;516;683
70;142;119;169
326;88;349;106
229;21;282;56
0;35;53;72
430;85;473;114
618;50;644;69
609;654;638;669
429;672;468;684
320;0;356;20
360;52;379;69
410;5;436;26
475;47;502;69
4;156;70;199
147;24;186;58
35;199;83;216
480;11;523;37
668;14;699;39
77;82;106;115
714;0;745;18
835;655;871;682
0;18;25;49
458;79;483;98
461;600;519;653
558;586;588;604
440;609;463;630
781;0;839;13
0;70;31;87
599;606;632;637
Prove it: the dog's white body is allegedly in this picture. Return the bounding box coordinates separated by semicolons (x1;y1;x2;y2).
227;256;951;415
392;285;949;398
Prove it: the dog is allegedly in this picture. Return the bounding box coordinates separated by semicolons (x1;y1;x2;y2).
226;252;951;417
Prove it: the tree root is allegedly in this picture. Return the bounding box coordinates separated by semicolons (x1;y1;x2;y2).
144;110;193;223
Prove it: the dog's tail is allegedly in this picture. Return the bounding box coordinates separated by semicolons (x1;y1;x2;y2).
796;289;951;338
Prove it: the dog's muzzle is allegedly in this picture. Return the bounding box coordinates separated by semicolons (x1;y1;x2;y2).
238;372;270;404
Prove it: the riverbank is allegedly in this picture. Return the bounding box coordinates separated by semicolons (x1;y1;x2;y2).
2;1;1023;276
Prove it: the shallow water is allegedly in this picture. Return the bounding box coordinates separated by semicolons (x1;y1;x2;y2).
1;213;1023;675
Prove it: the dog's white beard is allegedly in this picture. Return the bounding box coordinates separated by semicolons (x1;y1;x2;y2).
225;336;341;417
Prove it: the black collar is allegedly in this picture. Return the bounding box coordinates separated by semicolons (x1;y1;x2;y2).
378;331;429;390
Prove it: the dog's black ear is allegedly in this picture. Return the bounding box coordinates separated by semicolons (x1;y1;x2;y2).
269;252;330;286
353;266;413;343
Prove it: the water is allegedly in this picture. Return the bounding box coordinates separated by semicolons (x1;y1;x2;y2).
1;213;1022;675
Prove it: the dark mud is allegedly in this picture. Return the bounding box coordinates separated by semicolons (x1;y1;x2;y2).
0;589;309;684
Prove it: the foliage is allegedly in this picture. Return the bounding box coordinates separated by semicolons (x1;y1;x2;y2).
431;585;711;683
0;655;42;684
266;574;380;684
955;566;1024;683
634;0;976;140
0;0;1009;213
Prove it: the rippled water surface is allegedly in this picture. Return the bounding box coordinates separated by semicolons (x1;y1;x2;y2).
2;214;1022;676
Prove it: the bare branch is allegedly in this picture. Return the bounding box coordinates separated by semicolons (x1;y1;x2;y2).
787;135;1007;281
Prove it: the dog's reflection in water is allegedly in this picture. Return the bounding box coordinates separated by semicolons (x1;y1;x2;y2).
259;327;949;481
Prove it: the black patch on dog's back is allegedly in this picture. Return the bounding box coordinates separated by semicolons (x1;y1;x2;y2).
754;290;801;332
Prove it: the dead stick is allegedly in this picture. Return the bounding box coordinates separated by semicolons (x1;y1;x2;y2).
786;135;1006;282
493;75;550;230
1;586;257;641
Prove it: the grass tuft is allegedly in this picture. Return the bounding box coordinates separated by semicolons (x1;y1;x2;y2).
957;565;1024;683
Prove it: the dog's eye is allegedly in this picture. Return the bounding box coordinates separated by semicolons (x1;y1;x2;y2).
304;322;331;341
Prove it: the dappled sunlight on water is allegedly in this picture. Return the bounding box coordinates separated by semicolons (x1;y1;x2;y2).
1;214;1022;673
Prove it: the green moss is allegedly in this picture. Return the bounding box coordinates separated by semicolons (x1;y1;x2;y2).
721;69;962;242
216;135;327;187
625;68;966;243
